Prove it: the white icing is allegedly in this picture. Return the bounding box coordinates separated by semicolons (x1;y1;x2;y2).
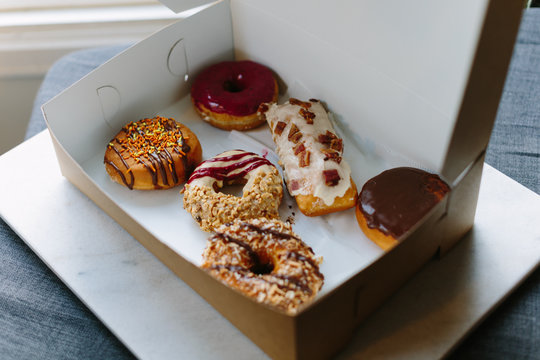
189;150;275;192
264;100;352;206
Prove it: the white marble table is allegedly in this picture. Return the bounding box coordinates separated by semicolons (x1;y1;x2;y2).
1;131;539;359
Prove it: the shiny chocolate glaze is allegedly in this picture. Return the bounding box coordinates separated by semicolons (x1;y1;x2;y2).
359;167;450;239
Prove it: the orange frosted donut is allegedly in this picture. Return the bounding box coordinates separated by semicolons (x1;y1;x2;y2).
201;218;324;314
191;60;278;131
104;116;202;190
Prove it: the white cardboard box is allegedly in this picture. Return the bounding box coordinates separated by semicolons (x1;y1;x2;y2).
41;1;522;358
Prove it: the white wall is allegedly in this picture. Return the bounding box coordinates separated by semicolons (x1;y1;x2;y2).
0;74;43;155
0;4;185;155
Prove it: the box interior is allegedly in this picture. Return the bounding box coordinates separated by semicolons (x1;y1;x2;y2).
42;0;491;302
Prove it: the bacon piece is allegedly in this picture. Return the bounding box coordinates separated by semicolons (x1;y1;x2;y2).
288;124;302;143
298;150;311;168
299;108;315;124
274;121;287;136
323;169;341;186
321;148;342;164
293;142;305;155
318;130;338;145
257;103;269;114
318;131;343;152
329;138;343;152
289;98;312;108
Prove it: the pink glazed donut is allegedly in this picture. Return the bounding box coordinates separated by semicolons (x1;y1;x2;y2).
190;60;279;131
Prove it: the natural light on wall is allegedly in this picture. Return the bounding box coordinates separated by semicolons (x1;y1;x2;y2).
0;0;185;155
0;0;160;11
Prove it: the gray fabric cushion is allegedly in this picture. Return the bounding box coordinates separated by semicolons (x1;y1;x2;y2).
2;9;539;360
3;44;135;359
484;8;540;194
0;218;134;359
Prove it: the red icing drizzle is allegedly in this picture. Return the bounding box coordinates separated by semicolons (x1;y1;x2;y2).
191;61;276;116
187;151;273;184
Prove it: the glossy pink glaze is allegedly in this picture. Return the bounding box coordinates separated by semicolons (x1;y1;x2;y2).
191;60;276;116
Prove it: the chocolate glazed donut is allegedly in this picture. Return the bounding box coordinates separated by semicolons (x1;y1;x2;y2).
356;167;450;250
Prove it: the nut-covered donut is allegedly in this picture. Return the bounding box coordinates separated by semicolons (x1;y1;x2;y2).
104;116;202;190
183;150;283;232
190;60;278;131
201;218;324;314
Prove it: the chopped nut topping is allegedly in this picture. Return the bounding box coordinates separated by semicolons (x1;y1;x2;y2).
274;121;287;136
321;148;342;163
323;169;341;186
299;108;315;124
298;150;311;167
289;98;312;108
288;124;303;143
293;142;305;155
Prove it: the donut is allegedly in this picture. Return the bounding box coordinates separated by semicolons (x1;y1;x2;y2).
356;167;450;250
190;60;279;131
201;218;324;314
182;150;283;231
259;98;357;216
104;116;202;190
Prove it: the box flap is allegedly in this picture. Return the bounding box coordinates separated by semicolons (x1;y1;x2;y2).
229;0;520;179
159;0;216;14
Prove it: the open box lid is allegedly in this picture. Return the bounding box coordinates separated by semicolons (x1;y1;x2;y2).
42;0;521;188
155;0;521;184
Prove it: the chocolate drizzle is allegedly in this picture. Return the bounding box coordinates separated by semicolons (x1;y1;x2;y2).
213;232;259;265
107;145;135;189
140;158;158;187
207;264;310;293
359;167;450;239
105;117;191;190
212;221;321;289
240;222;301;242
286;252;323;280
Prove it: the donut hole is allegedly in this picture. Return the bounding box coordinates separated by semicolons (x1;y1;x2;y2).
213;179;248;197
223;75;246;93
249;251;275;275
250;261;274;275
